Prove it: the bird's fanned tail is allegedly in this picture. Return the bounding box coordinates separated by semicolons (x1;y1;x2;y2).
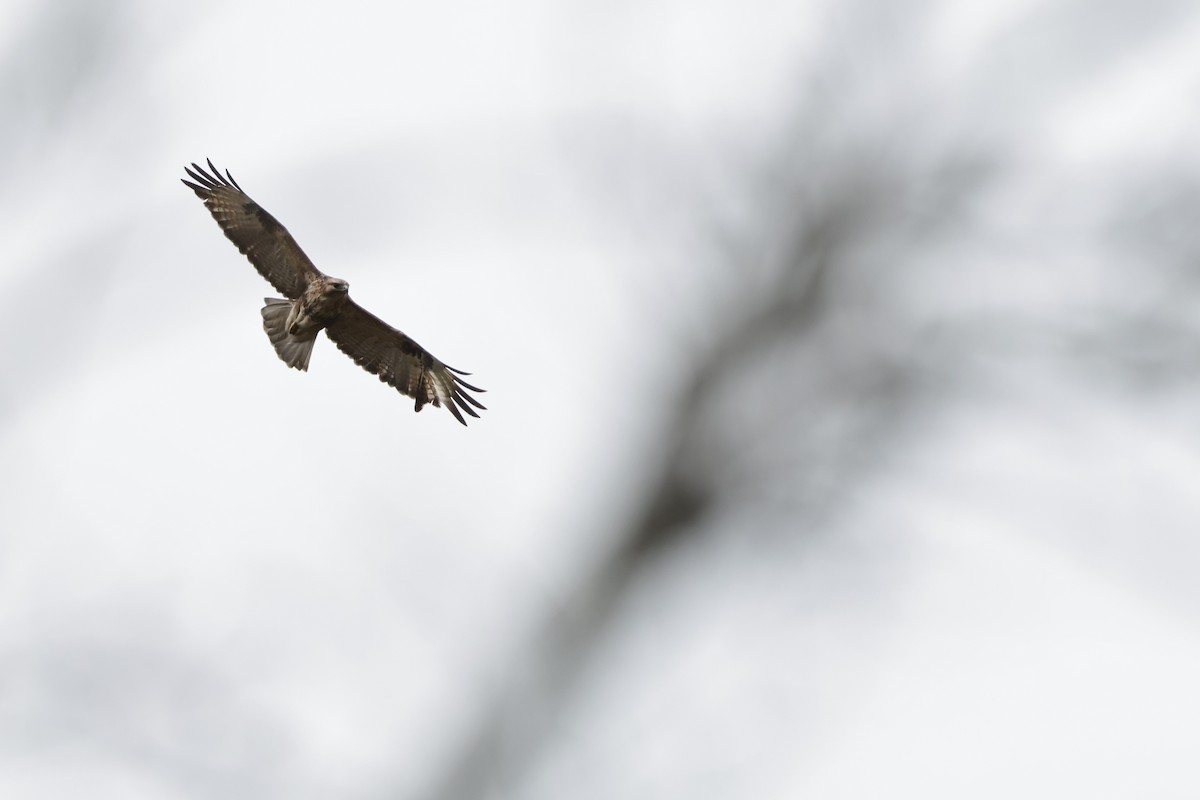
261;298;318;371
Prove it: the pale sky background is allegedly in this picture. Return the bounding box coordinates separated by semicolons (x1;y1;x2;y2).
3;1;1200;798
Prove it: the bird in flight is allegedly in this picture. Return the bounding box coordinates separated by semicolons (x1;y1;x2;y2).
182;159;485;425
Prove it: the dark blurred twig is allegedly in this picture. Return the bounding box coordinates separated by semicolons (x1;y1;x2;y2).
415;114;993;797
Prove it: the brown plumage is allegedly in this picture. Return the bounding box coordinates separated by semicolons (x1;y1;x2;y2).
182;159;485;425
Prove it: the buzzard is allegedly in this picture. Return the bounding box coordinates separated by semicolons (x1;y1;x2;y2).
182;160;485;425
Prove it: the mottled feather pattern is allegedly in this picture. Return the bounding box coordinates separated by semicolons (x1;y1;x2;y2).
182;159;486;424
325;302;484;424
182;161;319;299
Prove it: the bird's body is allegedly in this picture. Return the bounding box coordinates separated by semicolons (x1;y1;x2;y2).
292;277;351;336
181;160;485;424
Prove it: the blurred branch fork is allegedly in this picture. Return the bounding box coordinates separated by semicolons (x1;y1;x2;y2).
418;101;991;799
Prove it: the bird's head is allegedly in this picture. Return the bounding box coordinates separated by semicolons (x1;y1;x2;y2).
329;278;350;293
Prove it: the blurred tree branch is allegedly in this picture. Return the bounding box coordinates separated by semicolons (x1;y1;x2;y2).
417;85;994;800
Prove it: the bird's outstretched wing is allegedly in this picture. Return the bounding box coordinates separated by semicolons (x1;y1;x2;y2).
325;300;487;425
182;159;322;299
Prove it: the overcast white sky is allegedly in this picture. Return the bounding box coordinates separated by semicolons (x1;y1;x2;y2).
3;1;1200;798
